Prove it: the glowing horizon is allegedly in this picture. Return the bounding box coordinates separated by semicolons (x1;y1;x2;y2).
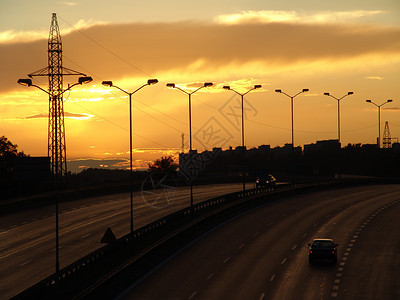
1;2;399;168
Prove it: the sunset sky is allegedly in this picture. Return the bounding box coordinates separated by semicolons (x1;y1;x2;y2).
1;0;399;171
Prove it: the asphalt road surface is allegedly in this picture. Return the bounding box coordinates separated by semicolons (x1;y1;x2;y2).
0;182;243;299
118;184;400;300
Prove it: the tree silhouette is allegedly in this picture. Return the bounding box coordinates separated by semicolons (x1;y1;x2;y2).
148;156;178;173
0;136;27;174
1;136;28;198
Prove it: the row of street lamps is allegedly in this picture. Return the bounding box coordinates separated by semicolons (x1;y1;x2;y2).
17;76;394;287
18;77;395;236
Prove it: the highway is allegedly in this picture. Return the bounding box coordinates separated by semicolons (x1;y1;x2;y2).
118;184;400;300
0;182;243;299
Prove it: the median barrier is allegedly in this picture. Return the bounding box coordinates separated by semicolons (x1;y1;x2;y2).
11;178;386;299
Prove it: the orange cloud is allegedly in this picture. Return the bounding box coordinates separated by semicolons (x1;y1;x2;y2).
3;21;400;94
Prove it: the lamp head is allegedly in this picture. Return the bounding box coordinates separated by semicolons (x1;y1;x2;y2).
275;89;282;93
166;83;175;88
324;92;330;96
78;76;93;85
348;92;354;95
204;82;213;87
387;99;393;103
302;89;309;92
18;78;32;87
366;100;372;103
254;85;262;89
148;79;158;85
223;85;231;90
102;81;113;87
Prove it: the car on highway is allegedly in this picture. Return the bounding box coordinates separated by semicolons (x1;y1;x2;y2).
255;174;276;188
308;238;338;263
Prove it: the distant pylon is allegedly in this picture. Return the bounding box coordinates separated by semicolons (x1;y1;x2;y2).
26;13;87;181
383;121;391;148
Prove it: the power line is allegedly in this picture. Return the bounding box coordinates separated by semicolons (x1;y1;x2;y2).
58;16;152;77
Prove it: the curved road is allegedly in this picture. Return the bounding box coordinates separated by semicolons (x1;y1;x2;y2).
119;184;400;300
0;183;243;299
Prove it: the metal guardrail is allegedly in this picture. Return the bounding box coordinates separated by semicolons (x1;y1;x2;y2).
11;178;390;299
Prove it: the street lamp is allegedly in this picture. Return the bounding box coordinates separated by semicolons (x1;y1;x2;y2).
166;82;213;208
102;79;158;235
275;88;309;184
324;91;354;145
275;89;309;149
17;75;92;287
366;99;393;148
223;84;262;192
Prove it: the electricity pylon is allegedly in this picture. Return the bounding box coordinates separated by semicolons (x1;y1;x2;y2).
383;121;392;148
26;13;87;182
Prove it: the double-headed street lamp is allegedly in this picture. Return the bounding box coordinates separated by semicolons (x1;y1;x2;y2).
223;84;262;192
18;75;92;287
275;88;309;184
324;91;354;145
366;99;393;148
166;82;213;209
275;89;309;149
102;79;158;235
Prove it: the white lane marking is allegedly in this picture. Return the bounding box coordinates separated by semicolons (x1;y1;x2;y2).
259;293;266;300
188;291;197;299
31;233;41;239
81;234;91;239
292;245;297;250
302;233;308;238
270;274;276;281
254;231;260;237
281;258;287;264
223;257;230;264
19;260;32;267
206;273;214;281
239;243;246;249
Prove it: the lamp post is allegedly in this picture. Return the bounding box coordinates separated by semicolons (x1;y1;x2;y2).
366;99;393;148
102;79;158;234
18;75;92;287
223;85;262;192
324;91;353;145
275;88;309;184
166;82;213;209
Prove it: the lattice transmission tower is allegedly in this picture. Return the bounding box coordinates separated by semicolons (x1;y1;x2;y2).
383;121;392;148
26;13;87;181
